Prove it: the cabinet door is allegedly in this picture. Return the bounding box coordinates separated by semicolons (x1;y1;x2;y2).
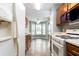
56;8;61;25
56;3;67;26
0;3;13;22
60;4;67;15
68;3;78;10
66;42;79;56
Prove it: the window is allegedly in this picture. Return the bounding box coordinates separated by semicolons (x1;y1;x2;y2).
42;23;46;35
30;21;47;35
36;24;41;35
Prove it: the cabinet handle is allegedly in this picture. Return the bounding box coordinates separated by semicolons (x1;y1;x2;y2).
72;50;79;55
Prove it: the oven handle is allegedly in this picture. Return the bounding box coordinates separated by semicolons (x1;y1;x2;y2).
53;40;64;48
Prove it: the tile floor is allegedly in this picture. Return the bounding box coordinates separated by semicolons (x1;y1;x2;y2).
26;39;50;56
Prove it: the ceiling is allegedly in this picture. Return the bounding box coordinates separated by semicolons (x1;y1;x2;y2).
24;3;54;18
24;3;61;22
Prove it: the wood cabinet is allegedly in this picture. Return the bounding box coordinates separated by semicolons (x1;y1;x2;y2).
68;3;78;11
66;42;79;56
25;34;31;51
56;3;78;26
56;7;61;26
56;3;67;26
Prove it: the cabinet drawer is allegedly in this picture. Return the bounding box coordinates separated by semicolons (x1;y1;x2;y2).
66;42;79;56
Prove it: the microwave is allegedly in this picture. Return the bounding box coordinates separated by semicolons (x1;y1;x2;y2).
61;9;79;23
68;9;79;22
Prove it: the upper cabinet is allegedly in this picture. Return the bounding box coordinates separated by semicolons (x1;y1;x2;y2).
56;3;67;26
56;3;78;26
0;3;13;22
59;4;68;15
68;3;78;11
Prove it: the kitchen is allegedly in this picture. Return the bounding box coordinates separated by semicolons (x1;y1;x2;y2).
0;3;79;56
50;3;79;56
25;3;79;56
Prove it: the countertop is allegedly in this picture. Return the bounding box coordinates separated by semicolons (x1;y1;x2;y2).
25;33;31;35
52;32;66;37
51;32;79;47
65;39;79;47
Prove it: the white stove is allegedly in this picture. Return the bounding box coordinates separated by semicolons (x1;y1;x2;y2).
52;29;79;56
53;36;65;45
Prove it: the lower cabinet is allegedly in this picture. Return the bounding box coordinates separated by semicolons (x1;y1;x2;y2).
66;42;79;56
25;34;31;51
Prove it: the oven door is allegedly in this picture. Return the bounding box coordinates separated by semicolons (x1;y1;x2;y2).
53;40;64;56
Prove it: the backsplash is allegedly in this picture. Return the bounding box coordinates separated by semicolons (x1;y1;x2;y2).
62;23;79;32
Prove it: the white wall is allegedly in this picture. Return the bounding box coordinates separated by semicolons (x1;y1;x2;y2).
49;7;61;34
25;26;29;34
15;3;25;56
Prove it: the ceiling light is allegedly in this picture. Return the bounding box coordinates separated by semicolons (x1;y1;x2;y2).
34;3;40;10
